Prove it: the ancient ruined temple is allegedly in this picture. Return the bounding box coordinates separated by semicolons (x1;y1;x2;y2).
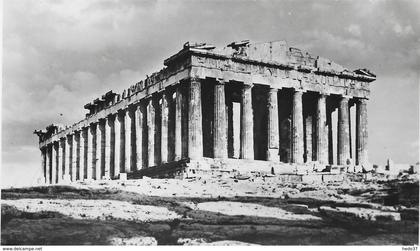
34;40;376;184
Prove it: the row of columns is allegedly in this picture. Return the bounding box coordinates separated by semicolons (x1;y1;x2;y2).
186;79;369;166
41;81;189;184
40;77;369;183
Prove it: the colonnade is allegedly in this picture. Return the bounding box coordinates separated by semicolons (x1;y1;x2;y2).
40;77;369;184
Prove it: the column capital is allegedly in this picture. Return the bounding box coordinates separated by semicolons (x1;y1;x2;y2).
113;111;122;121
216;78;229;85
135;103;142;111
242;82;253;89
340;95;352;100
269;87;279;93
357;97;369;104
318;92;329;97
294;88;306;93
189;76;202;83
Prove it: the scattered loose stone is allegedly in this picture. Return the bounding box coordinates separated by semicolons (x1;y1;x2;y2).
109;236;157;246
319;206;401;222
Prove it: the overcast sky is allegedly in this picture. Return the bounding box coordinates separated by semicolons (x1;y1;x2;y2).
2;0;419;187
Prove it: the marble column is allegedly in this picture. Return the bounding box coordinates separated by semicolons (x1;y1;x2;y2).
305;116;313;162
104;117;111;179
214;79;228;158
114;113;122;177
46;144;51;184
52;142;57;184
240;83;254;160
327;109;334;165
64;136;71;182
356;98;369;166
161;94;169;163
87;125;94;180
147;98;155;167
267;88;279;161
316;94;328;164
124;109;132;172
95;122;102;179
188;77;203;159
58;139;65;183
41;148;46;184
135;104;143;170
80;128;87;180
71;132;78;182
337;96;350;165
292;90;304;164
174;84;183;160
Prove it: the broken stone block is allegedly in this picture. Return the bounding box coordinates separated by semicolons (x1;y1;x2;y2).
362;163;373;172
354;165;363;173
109;236;157;246
301;174;323;184
322;174;344;183
319;206;401;222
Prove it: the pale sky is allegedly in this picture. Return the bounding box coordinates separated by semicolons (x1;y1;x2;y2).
2;0;419;187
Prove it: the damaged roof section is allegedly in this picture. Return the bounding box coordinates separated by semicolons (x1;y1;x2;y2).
167;40;376;81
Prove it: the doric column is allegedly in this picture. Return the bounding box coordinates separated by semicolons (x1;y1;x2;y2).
95;122;102;179
51;142;57;184
213;79;228;158
58;139;65;183
240;83;254;160
147;98;155;167
305;116;313;162
292;90;304;164
80;128;87;180
40;148;46;184
337;96;350;165
327;109;334;165
135;104;143;170
86;125;94;180
227;101;234;158
161;94;169;163
124;109;132;172
114;113;122;177
71;132;79;182
46;144;51;184
104;117;111;179
316;94;328;164
174;84;183;160
267;88;279;161
188;77;203;159
64;136;71;182
356;98;369;166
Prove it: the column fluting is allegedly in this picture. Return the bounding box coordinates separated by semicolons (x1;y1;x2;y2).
214;79;228;158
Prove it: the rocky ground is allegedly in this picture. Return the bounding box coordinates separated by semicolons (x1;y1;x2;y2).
1;173;418;245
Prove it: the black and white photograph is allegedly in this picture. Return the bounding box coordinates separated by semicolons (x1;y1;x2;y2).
1;0;419;247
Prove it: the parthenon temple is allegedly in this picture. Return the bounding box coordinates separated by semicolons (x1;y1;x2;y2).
34;40;376;184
